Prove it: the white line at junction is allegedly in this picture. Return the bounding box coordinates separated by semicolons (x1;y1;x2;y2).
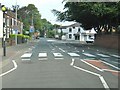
0;60;17;77
97;54;110;58
81;59;104;72
70;59;110;90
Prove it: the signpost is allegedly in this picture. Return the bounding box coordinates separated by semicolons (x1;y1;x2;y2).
29;26;34;33
29;26;34;40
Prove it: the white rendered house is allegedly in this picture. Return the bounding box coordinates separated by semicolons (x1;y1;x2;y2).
57;22;97;42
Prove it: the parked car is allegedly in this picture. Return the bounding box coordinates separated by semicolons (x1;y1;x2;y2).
55;35;59;39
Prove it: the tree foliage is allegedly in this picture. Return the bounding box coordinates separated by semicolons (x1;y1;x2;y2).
17;4;54;36
52;2;120;34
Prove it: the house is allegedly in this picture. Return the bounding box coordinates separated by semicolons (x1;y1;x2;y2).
0;3;23;40
4;11;23;38
57;22;97;43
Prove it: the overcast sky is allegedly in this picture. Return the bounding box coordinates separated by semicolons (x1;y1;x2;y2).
0;0;76;25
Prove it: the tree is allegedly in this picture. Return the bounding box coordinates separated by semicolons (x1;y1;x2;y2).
52;2;119;34
17;4;42;35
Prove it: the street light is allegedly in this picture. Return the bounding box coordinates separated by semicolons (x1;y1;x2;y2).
1;5;7;56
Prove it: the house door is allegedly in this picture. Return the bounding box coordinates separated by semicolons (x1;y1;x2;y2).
75;35;80;40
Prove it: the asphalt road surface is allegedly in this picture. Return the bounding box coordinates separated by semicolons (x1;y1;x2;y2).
1;38;119;89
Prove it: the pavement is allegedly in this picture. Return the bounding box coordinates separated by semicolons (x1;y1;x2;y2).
0;40;39;69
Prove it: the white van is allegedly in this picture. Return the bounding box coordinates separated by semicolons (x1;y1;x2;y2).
86;35;94;43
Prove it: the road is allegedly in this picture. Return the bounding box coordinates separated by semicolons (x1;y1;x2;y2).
1;38;119;89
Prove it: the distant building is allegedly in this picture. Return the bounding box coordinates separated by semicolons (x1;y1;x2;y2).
57;22;97;43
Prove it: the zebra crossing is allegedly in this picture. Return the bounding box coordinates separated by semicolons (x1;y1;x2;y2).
21;52;120;61
38;53;47;60
21;53;32;61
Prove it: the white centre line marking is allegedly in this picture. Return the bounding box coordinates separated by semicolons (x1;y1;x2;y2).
111;54;120;58
68;53;80;57
97;54;110;58
59;48;66;52
0;60;17;77
101;60;120;70
83;53;96;57
102;69;120;72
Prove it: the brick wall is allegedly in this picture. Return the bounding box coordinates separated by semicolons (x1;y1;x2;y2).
95;34;120;50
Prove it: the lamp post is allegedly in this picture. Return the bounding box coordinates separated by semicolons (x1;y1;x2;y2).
1;5;7;56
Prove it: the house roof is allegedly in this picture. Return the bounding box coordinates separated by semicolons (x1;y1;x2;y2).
59;22;82;29
5;10;22;22
82;28;97;35
6;10;16;18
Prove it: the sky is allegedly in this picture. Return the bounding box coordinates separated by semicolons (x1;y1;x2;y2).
0;0;76;26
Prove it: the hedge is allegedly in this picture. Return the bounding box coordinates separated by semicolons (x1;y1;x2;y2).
10;34;30;39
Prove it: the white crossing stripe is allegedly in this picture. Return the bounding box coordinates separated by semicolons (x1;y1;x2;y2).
21;53;32;58
83;53;96;57
111;54;120;58
53;53;63;57
68;53;80;57
38;53;47;58
55;58;64;60
39;58;47;60
97;54;110;58
21;53;32;61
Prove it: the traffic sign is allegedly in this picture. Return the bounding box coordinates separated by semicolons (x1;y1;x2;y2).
29;26;34;33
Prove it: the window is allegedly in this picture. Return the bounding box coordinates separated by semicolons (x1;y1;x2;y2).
69;28;72;32
69;34;72;39
7;18;9;26
14;19;16;25
78;28;81;32
73;27;75;29
10;19;12;26
89;35;91;38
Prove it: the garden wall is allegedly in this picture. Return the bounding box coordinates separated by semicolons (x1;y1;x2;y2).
94;34;119;50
